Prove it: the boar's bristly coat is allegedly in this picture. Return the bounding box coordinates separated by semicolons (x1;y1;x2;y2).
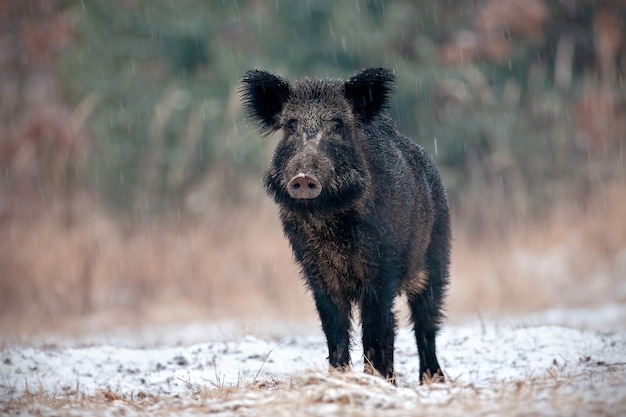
240;68;450;383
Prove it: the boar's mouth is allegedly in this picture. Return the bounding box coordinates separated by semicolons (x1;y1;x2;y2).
287;173;322;199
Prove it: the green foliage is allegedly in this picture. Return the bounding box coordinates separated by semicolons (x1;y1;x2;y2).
59;0;624;216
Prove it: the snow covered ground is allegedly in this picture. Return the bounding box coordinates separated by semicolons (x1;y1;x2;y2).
2;305;626;416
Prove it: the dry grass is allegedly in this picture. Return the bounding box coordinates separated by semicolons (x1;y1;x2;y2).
4;369;625;416
1;179;625;341
0;188;313;340
449;180;626;314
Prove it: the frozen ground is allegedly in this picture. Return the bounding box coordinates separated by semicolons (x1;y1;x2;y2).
1;305;626;416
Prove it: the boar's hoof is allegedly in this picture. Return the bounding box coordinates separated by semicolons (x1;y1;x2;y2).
287;173;322;199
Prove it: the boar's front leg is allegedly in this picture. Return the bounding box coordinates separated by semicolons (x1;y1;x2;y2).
313;289;352;372
360;279;397;382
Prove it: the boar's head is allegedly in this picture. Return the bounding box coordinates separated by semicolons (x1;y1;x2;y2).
240;68;395;212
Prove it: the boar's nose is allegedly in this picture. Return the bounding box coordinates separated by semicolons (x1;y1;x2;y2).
287;173;322;199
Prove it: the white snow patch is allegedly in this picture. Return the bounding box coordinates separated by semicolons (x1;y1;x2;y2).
2;308;625;394
1;306;625;415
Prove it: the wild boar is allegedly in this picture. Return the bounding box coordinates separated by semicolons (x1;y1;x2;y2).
240;67;450;383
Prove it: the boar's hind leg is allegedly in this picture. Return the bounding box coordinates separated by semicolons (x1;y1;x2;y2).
360;281;397;382
409;204;450;383
408;290;444;383
408;240;448;382
313;290;352;372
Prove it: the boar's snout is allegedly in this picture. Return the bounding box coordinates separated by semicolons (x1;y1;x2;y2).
287;173;322;199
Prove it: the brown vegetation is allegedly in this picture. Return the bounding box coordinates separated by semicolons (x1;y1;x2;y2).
1;177;625;341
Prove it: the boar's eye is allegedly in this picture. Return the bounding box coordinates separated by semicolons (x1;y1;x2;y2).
285;119;298;135
330;119;343;134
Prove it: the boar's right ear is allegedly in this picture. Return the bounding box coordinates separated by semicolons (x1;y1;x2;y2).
240;70;292;135
344;68;395;123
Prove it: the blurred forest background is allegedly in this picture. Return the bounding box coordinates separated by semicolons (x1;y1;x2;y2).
1;0;625;339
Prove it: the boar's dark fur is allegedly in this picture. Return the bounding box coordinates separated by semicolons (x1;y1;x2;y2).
240;68;450;383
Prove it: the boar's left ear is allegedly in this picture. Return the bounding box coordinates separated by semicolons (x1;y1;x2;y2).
344;67;395;123
240;69;292;135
